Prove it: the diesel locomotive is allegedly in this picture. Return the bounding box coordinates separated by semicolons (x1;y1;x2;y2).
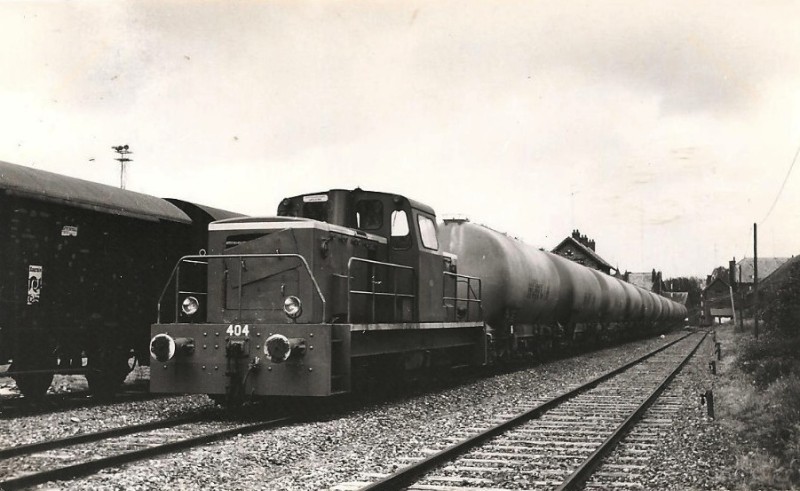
149;188;687;402
0;160;241;398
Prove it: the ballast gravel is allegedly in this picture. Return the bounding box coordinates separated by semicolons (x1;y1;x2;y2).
587;333;741;490
0;394;214;449
632;334;741;490
10;331;740;490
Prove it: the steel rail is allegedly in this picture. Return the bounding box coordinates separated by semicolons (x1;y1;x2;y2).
0;416;293;490
554;331;708;490
359;332;695;490
0;412;210;460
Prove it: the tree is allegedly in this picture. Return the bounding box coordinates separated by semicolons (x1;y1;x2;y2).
711;265;729;282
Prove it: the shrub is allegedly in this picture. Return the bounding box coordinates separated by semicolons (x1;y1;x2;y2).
736;334;800;388
760;261;800;334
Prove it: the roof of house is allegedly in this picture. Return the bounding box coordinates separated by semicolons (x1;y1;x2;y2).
551;236;614;271
626;272;654;290
735;257;791;283
703;276;730;292
758;256;800;292
710;307;734;316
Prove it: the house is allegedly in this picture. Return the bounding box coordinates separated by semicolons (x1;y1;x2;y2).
700;276;733;325
552;229;614;275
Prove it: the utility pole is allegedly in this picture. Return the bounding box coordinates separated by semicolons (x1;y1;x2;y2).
729;258;737;327
111;145;133;189
738;263;744;330
754;223;759;340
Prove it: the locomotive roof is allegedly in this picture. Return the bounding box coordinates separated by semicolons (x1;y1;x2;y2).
0;160;191;223
208;216;388;244
286;188;437;216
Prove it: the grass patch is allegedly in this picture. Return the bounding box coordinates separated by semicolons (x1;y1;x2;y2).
736;332;800;388
717;324;800;489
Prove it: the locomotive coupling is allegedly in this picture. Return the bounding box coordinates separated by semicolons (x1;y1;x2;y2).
149;334;195;362
264;334;306;363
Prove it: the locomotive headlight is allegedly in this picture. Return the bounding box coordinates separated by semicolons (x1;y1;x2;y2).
150;334;195;362
283;296;302;319
181;296;200;316
264;334;306;363
150;334;176;362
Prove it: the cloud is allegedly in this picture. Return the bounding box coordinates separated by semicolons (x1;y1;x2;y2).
2;0;800;277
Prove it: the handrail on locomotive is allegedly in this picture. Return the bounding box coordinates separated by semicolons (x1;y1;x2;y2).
443;271;483;322
158;254;482;326
157;253;327;324
346;257;416;324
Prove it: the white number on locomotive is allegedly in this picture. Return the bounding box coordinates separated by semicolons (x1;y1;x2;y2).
226;324;250;337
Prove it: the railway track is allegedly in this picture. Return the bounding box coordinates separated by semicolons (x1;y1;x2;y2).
333;331;707;490
581;387;689;489
0;383;161;419
0;408;293;490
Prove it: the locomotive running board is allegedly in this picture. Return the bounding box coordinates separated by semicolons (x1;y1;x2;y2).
347;321;487;366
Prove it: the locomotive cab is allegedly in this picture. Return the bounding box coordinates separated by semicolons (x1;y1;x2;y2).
277;189;458;323
150;189;485;401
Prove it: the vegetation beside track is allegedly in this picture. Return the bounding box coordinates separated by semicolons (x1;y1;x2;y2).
716;259;800;489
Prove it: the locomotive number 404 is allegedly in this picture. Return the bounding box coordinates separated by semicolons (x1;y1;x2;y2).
226;324;250;337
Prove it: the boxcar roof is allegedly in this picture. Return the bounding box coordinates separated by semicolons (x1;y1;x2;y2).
0;160;191;223
165;198;245;222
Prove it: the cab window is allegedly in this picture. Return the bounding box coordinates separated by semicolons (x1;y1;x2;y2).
302;202;327;222
417;215;439;250
390;210;411;249
355;200;383;231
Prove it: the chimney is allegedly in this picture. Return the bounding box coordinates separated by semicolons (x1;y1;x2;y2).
588;239;596;251
706;275;712;286
572;229;580;240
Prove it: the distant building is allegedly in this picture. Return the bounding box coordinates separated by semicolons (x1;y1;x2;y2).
552;229;614;275
699;256;791;326
700;276;733;325
623;270;664;294
733;257;790;291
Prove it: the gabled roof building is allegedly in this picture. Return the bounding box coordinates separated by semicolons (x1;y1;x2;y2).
552;229;614;275
700;276;733;325
734;257;790;287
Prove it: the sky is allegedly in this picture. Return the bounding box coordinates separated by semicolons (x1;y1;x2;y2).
1;1;799;278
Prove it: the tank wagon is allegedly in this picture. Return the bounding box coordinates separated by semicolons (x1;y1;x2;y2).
0;161;241;398
438;219;687;359
150;188;687;402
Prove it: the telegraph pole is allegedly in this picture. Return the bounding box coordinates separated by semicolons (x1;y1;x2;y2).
729;258;737;327
754;223;759;340
111;145;133;189
738;263;744;330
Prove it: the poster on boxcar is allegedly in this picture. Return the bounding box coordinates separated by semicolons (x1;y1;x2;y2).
27;265;42;305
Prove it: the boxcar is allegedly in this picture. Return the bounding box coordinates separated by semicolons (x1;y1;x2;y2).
0;161;240;398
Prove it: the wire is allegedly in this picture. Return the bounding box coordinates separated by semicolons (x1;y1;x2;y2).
760;141;800;225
